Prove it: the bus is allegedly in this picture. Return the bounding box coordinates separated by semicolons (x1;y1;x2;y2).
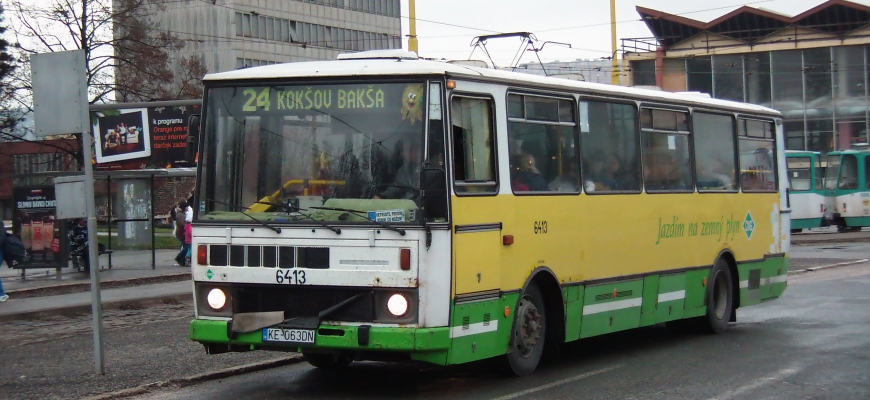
187;50;789;376
785;150;826;232
823;147;870;231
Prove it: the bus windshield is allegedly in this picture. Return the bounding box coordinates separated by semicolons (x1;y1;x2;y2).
199;82;428;223
824;155;840;190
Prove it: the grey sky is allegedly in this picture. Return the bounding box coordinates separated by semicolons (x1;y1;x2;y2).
401;0;870;66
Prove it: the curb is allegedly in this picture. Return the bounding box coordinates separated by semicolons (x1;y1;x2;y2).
788;258;869;275
0;292;192;322
791;237;870;246
5;273;191;299
81;356;304;400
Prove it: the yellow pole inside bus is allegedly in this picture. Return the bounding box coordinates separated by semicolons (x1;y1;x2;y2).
610;0;619;85
409;0;419;54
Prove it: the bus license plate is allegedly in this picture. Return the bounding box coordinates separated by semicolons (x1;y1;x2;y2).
262;328;315;344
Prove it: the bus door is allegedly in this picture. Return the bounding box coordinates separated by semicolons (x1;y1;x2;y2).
449;94;503;295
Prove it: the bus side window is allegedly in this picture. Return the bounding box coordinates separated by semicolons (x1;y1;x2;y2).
451;96;498;194
738;119;777;192
693;112;738;191
579;100;641;193
507;94;578;194
641;108;693;192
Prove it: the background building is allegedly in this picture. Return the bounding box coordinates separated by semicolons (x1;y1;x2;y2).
146;0;403;75
623;0;870;153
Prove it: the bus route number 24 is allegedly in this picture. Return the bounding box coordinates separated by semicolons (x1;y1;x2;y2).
534;221;548;234
276;269;306;284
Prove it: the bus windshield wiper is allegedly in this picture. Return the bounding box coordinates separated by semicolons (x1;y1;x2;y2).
255;201;341;235
310;206;406;236
207;198;282;234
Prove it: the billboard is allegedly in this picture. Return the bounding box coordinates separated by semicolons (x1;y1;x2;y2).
92;104;200;170
12;186;65;269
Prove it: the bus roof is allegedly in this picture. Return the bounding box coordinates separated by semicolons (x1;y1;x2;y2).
204;57;780;116
785;150;821;156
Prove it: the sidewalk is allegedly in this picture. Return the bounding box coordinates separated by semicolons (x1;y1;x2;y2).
0;249;188;293
0;280;192;321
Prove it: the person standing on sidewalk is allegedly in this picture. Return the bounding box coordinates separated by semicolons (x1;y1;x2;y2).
0;223;9;302
173;201;191;266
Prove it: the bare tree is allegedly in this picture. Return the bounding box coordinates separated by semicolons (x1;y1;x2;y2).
0;4;22;141
2;0;207;164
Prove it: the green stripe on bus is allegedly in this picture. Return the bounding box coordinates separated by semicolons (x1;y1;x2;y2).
579;279;643;338
738;257;788;307
791;218;823;230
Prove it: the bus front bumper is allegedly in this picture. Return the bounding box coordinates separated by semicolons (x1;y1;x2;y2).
189;319;450;353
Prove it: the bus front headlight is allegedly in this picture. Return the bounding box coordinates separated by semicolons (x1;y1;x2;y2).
207;288;227;310
387;293;408;317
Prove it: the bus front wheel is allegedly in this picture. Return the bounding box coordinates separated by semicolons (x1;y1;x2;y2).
503;283;546;376
303;352;353;369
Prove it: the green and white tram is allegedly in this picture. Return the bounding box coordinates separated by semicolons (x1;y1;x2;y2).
823;147;870;231
785;150;826;232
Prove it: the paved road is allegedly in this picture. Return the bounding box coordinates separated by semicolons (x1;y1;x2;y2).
127;263;870;400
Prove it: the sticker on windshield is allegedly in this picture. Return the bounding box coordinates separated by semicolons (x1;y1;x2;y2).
368;209;405;223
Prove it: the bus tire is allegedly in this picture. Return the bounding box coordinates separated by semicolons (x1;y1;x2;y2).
502;283;546;376
303;352;353;369
700;259;734;334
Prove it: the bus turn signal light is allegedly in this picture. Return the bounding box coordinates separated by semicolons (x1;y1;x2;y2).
197;245;207;266
503;235;514;245
400;248;411;270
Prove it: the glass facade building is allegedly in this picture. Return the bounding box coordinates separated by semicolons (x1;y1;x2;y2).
627;1;870;154
632;46;870;153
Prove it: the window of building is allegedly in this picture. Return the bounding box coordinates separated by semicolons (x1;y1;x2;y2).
641;108;693;192
235;13;243;37
693;112;738;191
451;96;497;194
579;100;641;193
507;94;579;194
745;52;771;107
686;57;712;96
738;119;777;191
713;54;744;102
631;60;656;86
242;13;251;37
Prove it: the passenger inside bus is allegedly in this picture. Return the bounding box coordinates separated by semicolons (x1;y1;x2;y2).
548;161;579;192
645;153;691;191
511;153;549;192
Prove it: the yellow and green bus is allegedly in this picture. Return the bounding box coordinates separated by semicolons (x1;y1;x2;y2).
188;50;790;376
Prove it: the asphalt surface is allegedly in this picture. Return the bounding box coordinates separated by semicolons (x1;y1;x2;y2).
128;263;870;400
0;304;281;400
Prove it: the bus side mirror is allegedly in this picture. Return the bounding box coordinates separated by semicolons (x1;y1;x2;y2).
186;114;201;164
421;167;447;221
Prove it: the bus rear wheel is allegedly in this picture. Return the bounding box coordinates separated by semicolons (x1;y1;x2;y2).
303;352;354;369
700;260;734;334
503;283;546;376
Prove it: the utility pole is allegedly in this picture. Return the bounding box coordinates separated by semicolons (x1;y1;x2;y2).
409;0;419;54
610;0;619;85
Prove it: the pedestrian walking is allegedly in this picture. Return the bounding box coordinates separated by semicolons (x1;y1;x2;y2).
0;223;9;302
174;201;190;266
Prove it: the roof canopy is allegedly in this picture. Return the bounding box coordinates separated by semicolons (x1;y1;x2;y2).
638;0;870;49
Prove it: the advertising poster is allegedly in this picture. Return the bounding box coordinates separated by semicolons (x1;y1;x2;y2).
93;104;200;171
12;187;64;269
93;108;151;163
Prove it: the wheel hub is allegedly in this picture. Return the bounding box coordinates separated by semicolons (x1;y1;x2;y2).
515;297;541;357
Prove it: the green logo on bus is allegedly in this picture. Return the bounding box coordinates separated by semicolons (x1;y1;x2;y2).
743;212;755;240
206;269;214;280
